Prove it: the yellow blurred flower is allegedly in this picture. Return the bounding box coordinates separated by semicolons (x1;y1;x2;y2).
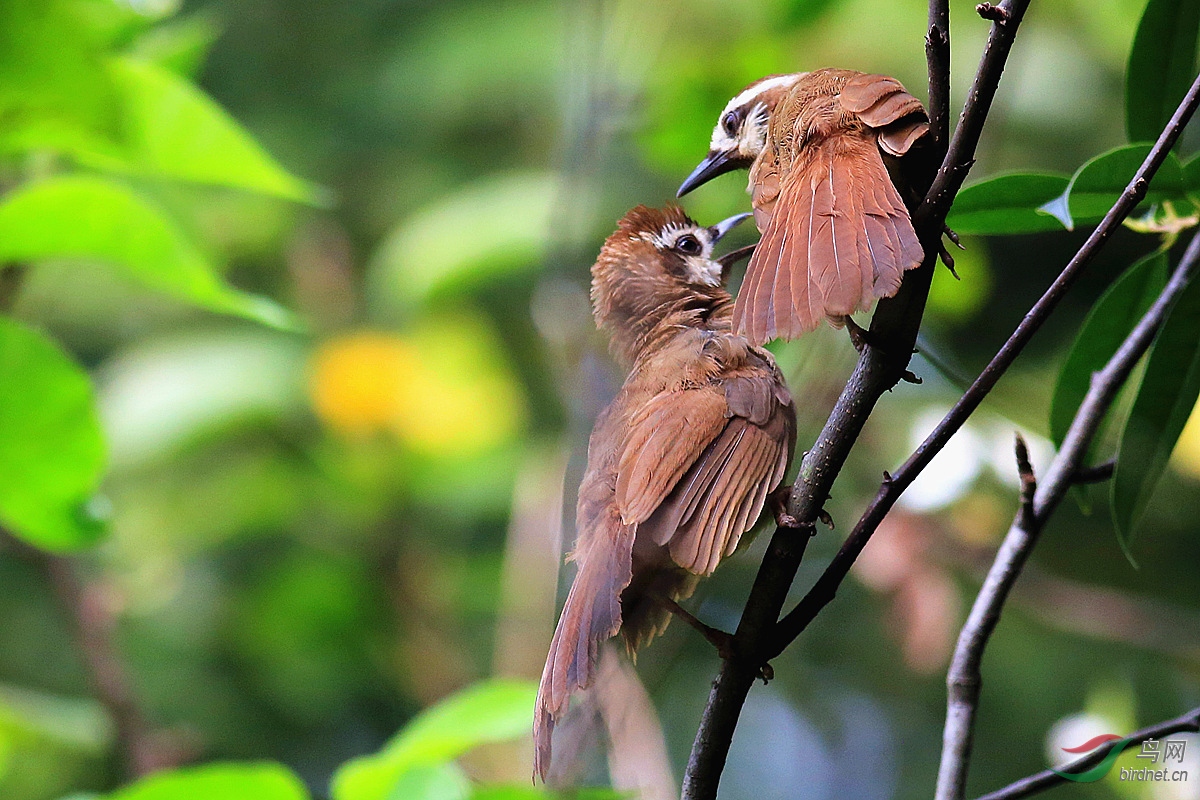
308;316;525;457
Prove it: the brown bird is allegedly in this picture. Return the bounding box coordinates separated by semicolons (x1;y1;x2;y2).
677;69;931;344
533;205;796;779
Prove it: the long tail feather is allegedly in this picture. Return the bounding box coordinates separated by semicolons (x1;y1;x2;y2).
534;517;634;780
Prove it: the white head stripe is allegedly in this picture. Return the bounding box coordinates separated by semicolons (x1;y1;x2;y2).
721;73;805;116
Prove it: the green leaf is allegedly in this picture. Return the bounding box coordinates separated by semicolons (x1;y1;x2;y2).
128;14;220;78
471;788;628;800
1039;145;1186;230
104;762;309;800
0;175;296;329
0;0;125;139
385;764;471;800
331;679;536;800
103;57;324;204
367;173;556;318
945;173;1070;235
1183;152;1200;199
0;318;105;551
1112;259;1200;556
1050;249;1170;448
1125;0;1200;143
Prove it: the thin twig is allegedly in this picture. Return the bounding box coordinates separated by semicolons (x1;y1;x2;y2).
1070;459;1114;485
1013;435;1036;533
974;707;1200;800
679;4;1029;798
936;223;1200;800
771;68;1200;656
926;0;951;155
2;533;163;778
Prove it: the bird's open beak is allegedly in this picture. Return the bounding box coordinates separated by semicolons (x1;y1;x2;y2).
677;149;741;197
709;212;752;242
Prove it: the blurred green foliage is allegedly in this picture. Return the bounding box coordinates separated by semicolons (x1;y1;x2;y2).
0;0;1198;799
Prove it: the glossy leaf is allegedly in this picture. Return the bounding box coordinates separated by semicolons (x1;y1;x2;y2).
1039;145;1185;230
945;173;1070;235
0;176;296;329
105;57;324;204
1113;261;1200;554
1050;249;1169;448
0;319;105;551
105;762;309;800
331;679;536;800
1125;0;1200;142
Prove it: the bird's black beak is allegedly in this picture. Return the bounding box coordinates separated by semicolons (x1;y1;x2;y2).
677;149;741;197
709;212;752;243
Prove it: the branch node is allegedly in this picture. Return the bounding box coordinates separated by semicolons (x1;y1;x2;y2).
976;3;1009;22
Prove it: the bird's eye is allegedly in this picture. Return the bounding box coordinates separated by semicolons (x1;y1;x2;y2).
675;234;702;255
722;111;740;136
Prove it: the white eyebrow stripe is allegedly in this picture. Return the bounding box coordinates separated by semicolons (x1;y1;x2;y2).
722;73;805;116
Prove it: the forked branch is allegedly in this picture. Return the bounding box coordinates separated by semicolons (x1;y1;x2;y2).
936;187;1200;800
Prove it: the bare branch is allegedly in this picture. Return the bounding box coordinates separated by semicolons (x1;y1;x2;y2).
772;68;1200;656
936;223;1200;800
973;707;1200;800
926;0;951;155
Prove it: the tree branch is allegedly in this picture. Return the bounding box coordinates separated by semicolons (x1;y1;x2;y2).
926;0;951;156
772;67;1200;655
2;532;166;778
973;706;1200;800
680;4;1030;798
936;202;1200;800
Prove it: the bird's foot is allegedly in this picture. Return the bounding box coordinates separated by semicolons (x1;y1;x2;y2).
818;508;835;529
940;225;963;278
845;316;871;353
769;486;802;530
658;596;735;660
939;242;960;279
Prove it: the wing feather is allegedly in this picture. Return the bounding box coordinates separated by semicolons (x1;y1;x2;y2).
615;390;727;524
839;73;928;133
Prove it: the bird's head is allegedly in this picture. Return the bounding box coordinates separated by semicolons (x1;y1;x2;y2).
677;73;806;197
591;205;750;356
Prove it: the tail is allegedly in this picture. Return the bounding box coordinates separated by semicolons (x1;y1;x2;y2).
735;135;923;344
534;517;635;780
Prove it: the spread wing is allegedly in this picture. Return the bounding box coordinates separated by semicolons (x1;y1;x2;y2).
615;370;794;576
735;132;923;344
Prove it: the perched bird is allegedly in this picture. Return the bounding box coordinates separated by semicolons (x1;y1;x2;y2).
677;69;931;344
534;205;796;779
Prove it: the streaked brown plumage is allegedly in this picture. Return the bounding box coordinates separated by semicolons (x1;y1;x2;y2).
677;68;931;344
533;205;796;779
